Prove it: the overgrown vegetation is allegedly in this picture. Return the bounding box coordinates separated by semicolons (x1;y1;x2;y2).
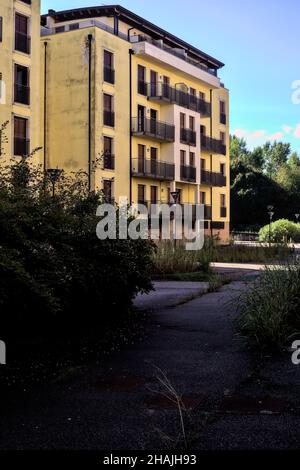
0;157;154;340
238;262;300;350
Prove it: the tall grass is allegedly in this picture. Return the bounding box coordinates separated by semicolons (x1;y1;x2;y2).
152;240;209;275
238;263;300;350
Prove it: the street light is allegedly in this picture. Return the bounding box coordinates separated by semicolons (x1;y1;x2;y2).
267;205;274;248
295;213;300;223
170;190;180;247
47;168;63;197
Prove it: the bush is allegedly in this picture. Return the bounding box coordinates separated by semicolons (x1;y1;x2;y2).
238;263;300;350
259;219;300;243
0;159;154;338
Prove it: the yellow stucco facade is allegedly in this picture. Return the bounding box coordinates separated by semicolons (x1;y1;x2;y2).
1;3;230;241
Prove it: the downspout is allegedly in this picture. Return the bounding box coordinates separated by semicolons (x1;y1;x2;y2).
129;49;133;204
210;89;213;238
43;41;48;172
88;34;92;192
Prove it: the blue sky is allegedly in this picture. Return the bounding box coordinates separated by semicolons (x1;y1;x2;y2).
41;0;300;153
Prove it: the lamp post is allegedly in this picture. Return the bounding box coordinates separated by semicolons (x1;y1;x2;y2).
295;213;300;223
267;205;274;248
171;190;180;247
47;168;63;197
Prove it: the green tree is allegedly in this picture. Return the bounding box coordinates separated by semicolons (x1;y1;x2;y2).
263;141;291;177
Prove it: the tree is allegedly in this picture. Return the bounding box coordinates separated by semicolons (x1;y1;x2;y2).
230;135;249;167
288;151;300;168
263;141;291;177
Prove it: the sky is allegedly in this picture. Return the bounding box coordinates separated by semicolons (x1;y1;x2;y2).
41;0;300;153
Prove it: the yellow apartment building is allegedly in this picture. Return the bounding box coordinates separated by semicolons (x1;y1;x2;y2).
0;0;41;163
1;3;230;242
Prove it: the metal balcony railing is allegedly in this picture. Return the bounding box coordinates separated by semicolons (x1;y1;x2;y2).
132;158;175;181
201;170;226;187
15;32;31;54
180;165;196;182
103;67;115;84
220;206;227;218
103;153;115;170
201;135;226;155
132;117;175;142
14;137;30;156
147;82;211;117
14;84;30;105
180;128;196;146
103;110;115;127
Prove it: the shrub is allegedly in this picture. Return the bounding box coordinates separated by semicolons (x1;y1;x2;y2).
0;159;154;338
238;263;300;350
259;219;300;243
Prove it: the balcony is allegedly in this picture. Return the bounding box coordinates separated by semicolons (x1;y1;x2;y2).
14;84;30;105
180;165;196;183
201;135;226;155
204;205;212;220
132;117;175;142
220;206;227;218
132;158;175;181
180;128;196;146
220;113;227;125
147;82;211;117
103;67;115;84
103;153;115;170
201;170;226;187
103;110;115;127
14;137;30;157
15;32;31;54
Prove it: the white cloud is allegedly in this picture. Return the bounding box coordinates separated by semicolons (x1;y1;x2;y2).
233;128;247;138
294;124;300;139
283;125;292;134
252;130;266;138
268;132;284;142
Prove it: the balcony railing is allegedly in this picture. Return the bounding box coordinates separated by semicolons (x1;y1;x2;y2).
14;137;30;156
201;170;226;187
147;82;211;117
132;117;175;142
204;205;212;220
132;158;175;181
14;84;30;105
103;110;115;127
138;80;147;96
220;206;227;218
15;32;31;54
220;113;227;125
180;128;196;146
201;135;226;155
103;67;115;84
103;153;115;170
180;165;196;182
130;35;218;77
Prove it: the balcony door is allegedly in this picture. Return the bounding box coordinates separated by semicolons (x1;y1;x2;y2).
163;76;170;99
138;184;145;205
151;186;158;205
15;13;30;54
103;136;113;169
150;70;157;97
150;109;157;135
137;105;145;132
14;64;30;105
103;180;113;203
138;144;145;173
150;147;157;176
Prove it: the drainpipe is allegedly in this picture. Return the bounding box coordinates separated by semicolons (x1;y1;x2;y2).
127;26;134;42
43;41;48;173
129;49;133;204
88;34;92;192
210;89;213;238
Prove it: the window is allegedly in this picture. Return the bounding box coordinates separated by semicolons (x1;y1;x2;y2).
14;64;30;105
189;152;195;167
220;100;226;124
69;23;79;31
190;87;197;107
138;184;145;204
180;150;186;166
137;105;146;131
137;65;146;95
201;158;206;170
104;50;114;84
220;163;226;176
103;180;113;203
14;116;29;156
200;125;206;135
150;186;158;204
163;76;170;98
220;131;226;145
103;136;114;170
15;13;30;54
199;91;205;101
150;70;157;96
220;194;226;207
200;191;206;204
103;94;114;127
138;144;145;172
0;17;3;42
